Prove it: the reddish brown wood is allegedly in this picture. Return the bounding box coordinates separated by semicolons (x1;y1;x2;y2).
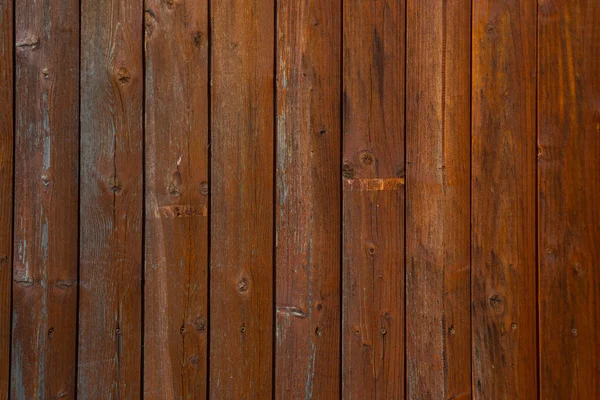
209;0;274;398
0;0;13;396
342;1;405;398
143;0;209;397
78;0;143;396
11;0;79;398
405;0;471;398
471;0;537;398
538;1;600;398
275;0;341;398
11;1;79;399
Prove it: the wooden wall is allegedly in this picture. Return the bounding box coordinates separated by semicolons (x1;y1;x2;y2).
0;0;598;398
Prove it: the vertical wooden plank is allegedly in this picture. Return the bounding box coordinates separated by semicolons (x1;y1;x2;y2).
538;1;600;398
0;0;13;396
143;0;209;397
405;0;471;398
275;0;340;398
78;0;143;396
342;0;405;398
209;0;274;398
11;0;79;397
471;0;537;398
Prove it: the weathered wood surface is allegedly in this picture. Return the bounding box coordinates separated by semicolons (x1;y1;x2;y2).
79;0;143;396
406;0;471;398
275;0;341;398
0;0;13;395
143;0;209;397
0;1;598;398
209;0;274;398
342;1;405;398
471;0;537;398
12;0;79;397
538;1;600;398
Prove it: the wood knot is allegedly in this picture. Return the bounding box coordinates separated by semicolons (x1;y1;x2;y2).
315;327;322;337
449;325;456;335
238;277;249;292
193;31;204;46
380;328;387;336
48;327;54;338
41;68;50;79
360;151;375;166
194;316;206;332
0;255;8;265
240;325;246;333
342;164;354;179
199;181;209;195
108;177;122;194
41;174;51;186
117;67;131;84
190;355;200;365
489;294;504;314
144;10;157;37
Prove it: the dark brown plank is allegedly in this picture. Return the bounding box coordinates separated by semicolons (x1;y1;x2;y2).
143;0;209;397
405;0;471;398
471;0;537;398
11;0;79;397
78;0;143;396
209;0;274;397
0;0;13;395
275;0;341;397
538;1;600;398
342;0;405;398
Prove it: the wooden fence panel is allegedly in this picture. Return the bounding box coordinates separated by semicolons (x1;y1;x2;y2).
538;1;600;398
12;0;79;397
342;1;405;398
405;0;471;398
471;0;537;398
275;0;341;398
209;0;274;398
0;0;12;395
143;0;210;397
79;0;143;396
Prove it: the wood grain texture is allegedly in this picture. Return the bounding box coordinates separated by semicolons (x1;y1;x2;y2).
143;0;209;397
78;0;143;396
275;0;340;398
405;0;471;398
342;0;405;398
0;0;12;396
209;0;274;398
471;0;537;398
538;1;600;398
11;0;79;397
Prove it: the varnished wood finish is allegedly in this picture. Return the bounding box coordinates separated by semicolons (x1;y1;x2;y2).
12;0;79;397
538;1;600;398
209;0;274;398
78;0;143;396
143;0;209;397
406;0;471;398
275;0;341;397
471;0;537;398
0;0;12;395
342;1;405;398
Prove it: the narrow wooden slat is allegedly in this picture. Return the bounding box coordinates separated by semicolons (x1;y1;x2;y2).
538;1;600;398
11;0;79;397
78;0;143;396
0;0;13;396
342;0;405;398
275;0;341;397
209;0;274;397
471;0;537;398
405;0;471;398
143;0;209;397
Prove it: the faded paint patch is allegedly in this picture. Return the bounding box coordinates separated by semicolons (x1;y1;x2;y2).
343;177;405;191
153;204;207;219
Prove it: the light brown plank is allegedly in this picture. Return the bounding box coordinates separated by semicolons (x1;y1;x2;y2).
405;0;471;398
143;0;209;397
538;1;600;398
78;0;143;396
471;0;537;398
275;0;341;397
209;0;274;397
342;0;405;398
11;0;79;397
0;0;13;395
